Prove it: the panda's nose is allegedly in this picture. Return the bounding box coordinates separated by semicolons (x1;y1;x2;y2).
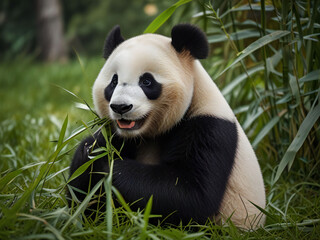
110;104;133;115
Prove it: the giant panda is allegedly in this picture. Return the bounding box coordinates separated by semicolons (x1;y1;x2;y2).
68;24;266;230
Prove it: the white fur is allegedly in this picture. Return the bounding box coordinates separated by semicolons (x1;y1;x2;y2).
93;34;194;137
109;85;152;120
190;60;266;229
92;33;266;229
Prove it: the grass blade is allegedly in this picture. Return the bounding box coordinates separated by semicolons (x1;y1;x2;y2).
141;195;153;240
0;162;45;191
1;116;101;219
62;178;105;233
112;187;133;213
57;115;68;148
104;160;114;240
273;102;320;184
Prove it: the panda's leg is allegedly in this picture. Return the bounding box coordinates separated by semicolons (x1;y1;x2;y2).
111;159;217;225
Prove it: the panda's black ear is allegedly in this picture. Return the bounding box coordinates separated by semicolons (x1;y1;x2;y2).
103;25;125;59
171;24;209;59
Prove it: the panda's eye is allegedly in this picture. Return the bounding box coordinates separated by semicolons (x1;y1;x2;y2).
142;79;151;86
111;74;118;87
139;73;154;87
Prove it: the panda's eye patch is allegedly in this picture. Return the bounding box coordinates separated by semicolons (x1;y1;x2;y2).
139;72;162;100
139;73;154;87
111;74;118;87
104;74;118;102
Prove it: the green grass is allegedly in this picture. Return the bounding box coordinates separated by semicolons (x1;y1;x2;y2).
0;56;105;121
1;0;320;239
0;106;319;238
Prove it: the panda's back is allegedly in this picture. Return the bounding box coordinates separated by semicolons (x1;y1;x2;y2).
188;60;266;228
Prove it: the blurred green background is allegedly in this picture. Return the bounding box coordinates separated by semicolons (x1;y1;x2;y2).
0;0;197;121
0;0;195;59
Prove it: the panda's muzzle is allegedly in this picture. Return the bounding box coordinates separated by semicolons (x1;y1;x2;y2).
110;103;133;115
110;104;148;130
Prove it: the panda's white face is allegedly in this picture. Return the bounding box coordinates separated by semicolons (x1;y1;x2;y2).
93;34;194;137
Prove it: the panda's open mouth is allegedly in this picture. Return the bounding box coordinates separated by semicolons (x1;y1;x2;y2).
116;117;147;130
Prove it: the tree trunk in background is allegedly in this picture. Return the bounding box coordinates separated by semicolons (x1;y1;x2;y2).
36;0;67;62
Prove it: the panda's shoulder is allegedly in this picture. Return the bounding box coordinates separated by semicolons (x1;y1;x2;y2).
173;115;238;144
157;115;238;164
182;115;236;132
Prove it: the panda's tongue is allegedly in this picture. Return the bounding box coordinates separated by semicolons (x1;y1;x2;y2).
117;120;136;129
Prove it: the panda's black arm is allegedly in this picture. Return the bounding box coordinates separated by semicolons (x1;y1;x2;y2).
111;116;238;224
68;134;107;204
67;131;136;203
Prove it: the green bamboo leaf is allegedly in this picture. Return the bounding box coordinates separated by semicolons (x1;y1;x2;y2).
273;102;320;184
144;0;193;33
218;30;290;77
289;74;300;105
243;107;264;130
293;2;304;49
40;166;69;183
74;102;90;111
55;85;99;117
64;117;105;143
220;4;275;18
196;5;275;20
207;29;261;43
276;93;292;105
222;65;264;96
252;116;281;149
304;33;320;41
67;151;109;183
144;7;175;34
299;69;320;83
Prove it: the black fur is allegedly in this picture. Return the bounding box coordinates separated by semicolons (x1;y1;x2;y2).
171;24;209;59
139;73;162;100
104;74;118;102
103;25;125;59
68;116;237;225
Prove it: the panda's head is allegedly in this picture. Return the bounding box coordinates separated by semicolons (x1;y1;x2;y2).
93;24;209;138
